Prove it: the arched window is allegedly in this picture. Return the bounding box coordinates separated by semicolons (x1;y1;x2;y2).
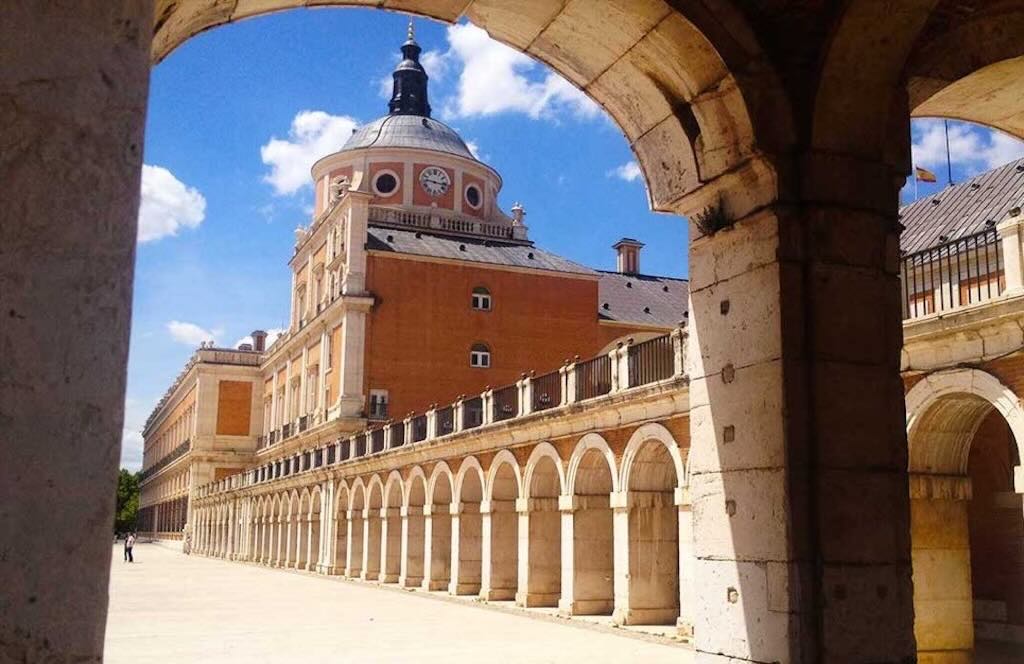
471;286;492;311
470;343;491;368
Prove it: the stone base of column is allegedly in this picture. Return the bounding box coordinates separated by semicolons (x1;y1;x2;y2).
399;575;423;588
515;591;560;608
379;572;399;583
359;570;378;582
559;598;613;616
316;564;337;575
422;579;448;591
450;581;480;595
675;617;694;638
480;587;516;601
344;567;359;578
916;650;973;664
612;607;678;626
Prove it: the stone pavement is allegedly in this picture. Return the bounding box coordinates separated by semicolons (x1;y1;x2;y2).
105;543;691;663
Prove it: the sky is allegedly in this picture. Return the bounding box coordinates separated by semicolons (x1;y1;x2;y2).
122;8;1024;470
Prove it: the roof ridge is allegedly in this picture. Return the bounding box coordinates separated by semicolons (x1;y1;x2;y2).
597;269;689;282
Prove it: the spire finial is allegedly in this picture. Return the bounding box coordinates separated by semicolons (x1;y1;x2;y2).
389;21;430;117
407;19;415;43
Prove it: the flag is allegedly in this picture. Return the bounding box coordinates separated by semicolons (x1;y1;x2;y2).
915;166;937;183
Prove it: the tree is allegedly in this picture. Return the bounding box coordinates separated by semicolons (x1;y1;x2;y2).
114;469;140;534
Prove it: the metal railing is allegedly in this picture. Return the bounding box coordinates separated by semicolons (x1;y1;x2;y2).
411;414;428;443
197;326;686;498
436;405;455;436
370;428;385;454
575;355;612;401
492;384;518;422
140;439;191;482
901;227;1004;320
531;370;561;412
628;335;674;387
463;396;484;429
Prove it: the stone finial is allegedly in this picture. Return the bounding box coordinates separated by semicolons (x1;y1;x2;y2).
511;202;525;225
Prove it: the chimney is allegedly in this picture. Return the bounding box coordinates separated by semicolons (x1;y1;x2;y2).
613;238;644;275
251;329;268;352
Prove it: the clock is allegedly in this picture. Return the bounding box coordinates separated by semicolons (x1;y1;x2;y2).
419;166;450;197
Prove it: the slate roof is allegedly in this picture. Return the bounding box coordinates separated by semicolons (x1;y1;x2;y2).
597;271;690;328
900;157;1024;254
366;226;594;275
342;114;477;161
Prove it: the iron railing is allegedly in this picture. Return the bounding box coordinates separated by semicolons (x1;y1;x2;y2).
411;414;428;442
628;336;674;387
492;384;519;422
436;405;455;436
140;439;191;482
463;396;484;429
901;227;1003;320
531;370;561;411
370;428;385;454
575;355;612;401
389;421;405;448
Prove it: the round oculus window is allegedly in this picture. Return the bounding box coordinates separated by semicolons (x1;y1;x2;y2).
465;184;482;209
373;172;398;195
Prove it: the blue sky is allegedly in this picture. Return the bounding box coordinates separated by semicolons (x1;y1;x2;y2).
123;8;1024;470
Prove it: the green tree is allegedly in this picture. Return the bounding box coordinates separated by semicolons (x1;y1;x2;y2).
114;469;140;534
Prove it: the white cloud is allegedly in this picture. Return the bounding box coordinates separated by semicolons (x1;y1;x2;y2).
261;111;359;195
436;23;600;121
912;120;1024;175
608;160;642;182
465;139;482;160
166;320;218;347
121;428;144;471
137;165;206;243
421;49;448;82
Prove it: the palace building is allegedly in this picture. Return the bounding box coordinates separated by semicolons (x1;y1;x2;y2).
137;27;688;541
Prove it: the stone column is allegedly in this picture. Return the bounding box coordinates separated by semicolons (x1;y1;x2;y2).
685;152;914;661
610;491;630;625
344;514;359;577
0;5;153;654
677;492;695;638
910;474;974;662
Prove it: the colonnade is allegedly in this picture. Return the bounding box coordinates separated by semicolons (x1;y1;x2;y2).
193;423;694;630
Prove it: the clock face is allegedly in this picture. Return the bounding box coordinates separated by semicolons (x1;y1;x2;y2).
419;166;451;197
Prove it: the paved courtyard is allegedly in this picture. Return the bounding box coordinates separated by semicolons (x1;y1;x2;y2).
106;543;690;663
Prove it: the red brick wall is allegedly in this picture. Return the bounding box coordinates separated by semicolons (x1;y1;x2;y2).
363;254;653;417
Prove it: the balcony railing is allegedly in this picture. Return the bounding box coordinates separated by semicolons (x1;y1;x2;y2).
901;227;1004;320
492;384;519;422
531;370;560;412
628;335;674;388
196;325;687;498
368;205;518;242
463;396;484;429
140;439;191;482
436;405;455;436
575;354;612;401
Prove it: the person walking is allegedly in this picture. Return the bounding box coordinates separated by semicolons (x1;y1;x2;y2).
125;532;135;563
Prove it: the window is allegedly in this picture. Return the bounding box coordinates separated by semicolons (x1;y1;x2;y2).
471;286;492;311
470;343;491;368
373;171;399;196
369;389;389;419
465;183;482;209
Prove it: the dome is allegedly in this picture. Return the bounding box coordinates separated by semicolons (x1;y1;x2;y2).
341;114;477;161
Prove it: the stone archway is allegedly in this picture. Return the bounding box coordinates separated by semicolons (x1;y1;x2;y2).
615;423;687;627
482;450;521;601
424;462;454;591
519;443;565;608
905;369;1024;661
381;471;404;583
402;467;428;588
451;457;485;596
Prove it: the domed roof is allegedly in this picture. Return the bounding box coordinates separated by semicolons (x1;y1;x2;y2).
341;114;477;161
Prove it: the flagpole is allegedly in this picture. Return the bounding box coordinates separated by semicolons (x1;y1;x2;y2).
944;119;954;187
